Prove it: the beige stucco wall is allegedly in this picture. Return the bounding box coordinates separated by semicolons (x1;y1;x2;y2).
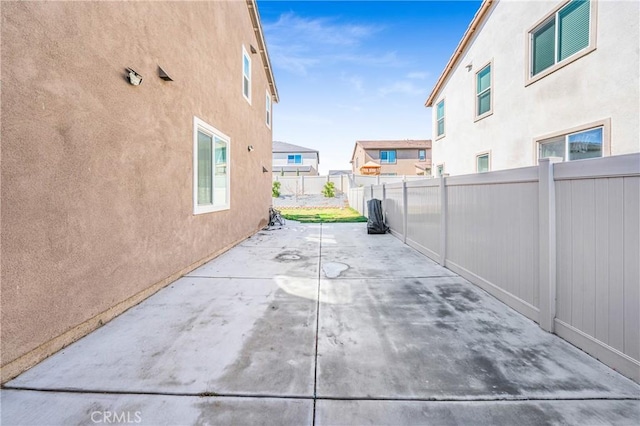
430;0;640;176
1;1;273;379
352;147;429;175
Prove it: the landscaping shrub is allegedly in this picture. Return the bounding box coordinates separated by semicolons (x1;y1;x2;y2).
322;181;336;198
272;181;281;198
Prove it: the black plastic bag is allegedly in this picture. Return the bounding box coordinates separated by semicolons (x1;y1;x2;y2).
367;199;389;234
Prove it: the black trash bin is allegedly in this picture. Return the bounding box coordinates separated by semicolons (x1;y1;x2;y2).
367;198;389;234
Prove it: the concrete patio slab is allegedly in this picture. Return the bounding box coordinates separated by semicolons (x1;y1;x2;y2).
315;399;640;426
6;276;317;396
1;390;313;426
187;245;319;279
316;276;640;400
2;222;639;425
320;245;456;279
240;223;321;250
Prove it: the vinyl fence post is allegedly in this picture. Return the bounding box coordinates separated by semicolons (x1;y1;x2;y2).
370;184;374;200
538;157;561;332
402;181;408;244
439;175;448;266
301;175;305;195
377;175;381;185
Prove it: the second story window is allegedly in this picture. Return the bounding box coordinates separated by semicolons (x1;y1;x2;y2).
242;46;251;103
266;91;272;128
436;100;445;138
418;149;426;161
380;150;396;164
476;63;492;119
529;0;593;81
287;154;302;164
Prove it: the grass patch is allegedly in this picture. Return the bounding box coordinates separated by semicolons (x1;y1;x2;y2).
279;207;367;223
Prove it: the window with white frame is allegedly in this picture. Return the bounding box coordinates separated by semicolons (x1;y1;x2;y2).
530;0;593;79
418;149;426;161
436;100;445;137
242;46;251;103
476;153;490;172
380;150;396;164
476;63;492;118
538;126;603;161
193;117;230;214
265;91;272;128
287;154;302;164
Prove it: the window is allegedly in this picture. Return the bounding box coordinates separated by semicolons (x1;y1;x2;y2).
418;150;426;161
242;46;251;103
287;154;302;164
529;0;593;81
436;164;444;177
380;150;396;164
476;63;492;119
266;91;272;128
193;117;230;214
476;153;490;173
539;126;603;161
436;100;445;138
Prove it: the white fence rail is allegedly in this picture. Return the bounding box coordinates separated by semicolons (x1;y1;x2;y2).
273;175;349;195
360;154;640;383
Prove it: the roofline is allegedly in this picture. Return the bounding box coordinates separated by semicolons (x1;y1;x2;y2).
425;0;494;107
246;0;279;103
350;140;432;162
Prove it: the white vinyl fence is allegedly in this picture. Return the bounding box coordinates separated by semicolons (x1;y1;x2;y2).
357;154;640;383
273;175;350;195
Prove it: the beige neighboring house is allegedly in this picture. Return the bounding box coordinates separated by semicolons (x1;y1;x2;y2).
1;0;277;382
351;140;432;176
272;141;320;176
425;0;640;176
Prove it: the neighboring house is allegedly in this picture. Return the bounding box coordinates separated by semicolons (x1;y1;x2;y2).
1;0;277;382
425;0;640;176
272;141;320;176
350;140;432;176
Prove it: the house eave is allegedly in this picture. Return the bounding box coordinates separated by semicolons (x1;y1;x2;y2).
246;0;279;103
425;0;494;107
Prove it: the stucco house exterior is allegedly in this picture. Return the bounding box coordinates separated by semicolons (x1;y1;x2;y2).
1;0;277;382
350;140;432;176
425;0;640;176
272;141;320;176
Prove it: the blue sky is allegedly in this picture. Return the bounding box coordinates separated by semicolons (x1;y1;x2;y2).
258;0;482;173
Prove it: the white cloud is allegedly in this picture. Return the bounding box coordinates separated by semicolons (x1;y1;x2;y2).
263;12;390;75
377;81;424;97
407;71;430;80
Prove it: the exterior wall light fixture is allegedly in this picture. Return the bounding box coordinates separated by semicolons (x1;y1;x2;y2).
126;68;143;85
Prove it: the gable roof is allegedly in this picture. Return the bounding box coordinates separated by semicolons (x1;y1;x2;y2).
246;0;279;102
272;141;320;163
351;139;431;162
425;0;494;107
